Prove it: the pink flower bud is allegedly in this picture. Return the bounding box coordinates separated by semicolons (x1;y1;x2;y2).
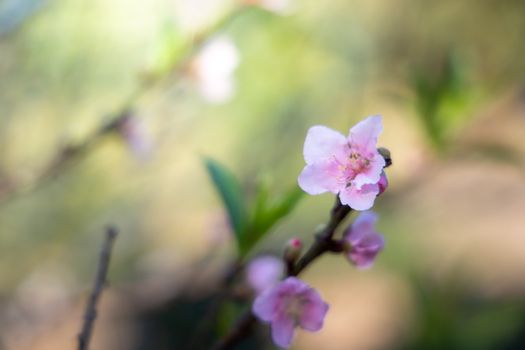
283;237;303;264
378;171;388;195
288;237;302;249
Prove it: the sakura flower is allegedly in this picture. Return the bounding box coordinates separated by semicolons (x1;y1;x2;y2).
253;277;329;348
192;35;240;103
343;211;384;269
298;116;386;210
246;256;283;294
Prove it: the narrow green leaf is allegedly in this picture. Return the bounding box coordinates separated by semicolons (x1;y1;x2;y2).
240;185;304;256
261;186;304;233
203;158;248;247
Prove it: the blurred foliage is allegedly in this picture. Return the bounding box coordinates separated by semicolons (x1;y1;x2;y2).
412;52;477;152
400;276;525;350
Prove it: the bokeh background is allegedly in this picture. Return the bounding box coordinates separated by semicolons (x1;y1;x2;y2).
1;0;525;349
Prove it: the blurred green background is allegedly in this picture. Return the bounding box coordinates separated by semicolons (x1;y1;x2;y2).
1;0;525;349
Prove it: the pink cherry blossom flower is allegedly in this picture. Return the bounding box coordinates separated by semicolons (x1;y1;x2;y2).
298;116;386;210
253;277;329;348
344;211;384;269
246;256;283;294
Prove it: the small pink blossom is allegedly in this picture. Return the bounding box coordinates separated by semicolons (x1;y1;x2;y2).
344;211;384;269
118;115;154;160
253;277;329;348
288;238;302;249
298;116;386;210
246;256;283;294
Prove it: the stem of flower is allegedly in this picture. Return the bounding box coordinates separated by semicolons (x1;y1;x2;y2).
212;197;352;350
291;198;351;276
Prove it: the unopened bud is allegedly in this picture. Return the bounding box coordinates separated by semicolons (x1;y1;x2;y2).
377;147;392;168
284;237;302;263
378;171;388;196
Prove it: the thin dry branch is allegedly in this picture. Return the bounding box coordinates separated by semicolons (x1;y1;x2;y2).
77;226;119;350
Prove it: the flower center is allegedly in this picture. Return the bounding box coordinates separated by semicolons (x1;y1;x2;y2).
332;148;372;187
348;151;370;172
285;296;307;323
341;150;371;187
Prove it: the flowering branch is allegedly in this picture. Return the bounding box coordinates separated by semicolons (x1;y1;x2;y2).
77;226;119;350
213;197;352;350
214;116;393;349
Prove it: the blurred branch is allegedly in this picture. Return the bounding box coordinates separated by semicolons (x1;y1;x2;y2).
77;226;119;350
212;197;352;350
0;5;249;206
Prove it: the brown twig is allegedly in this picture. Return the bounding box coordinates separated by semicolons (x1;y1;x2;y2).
212;197;352;350
77;226;119;350
291;198;350;276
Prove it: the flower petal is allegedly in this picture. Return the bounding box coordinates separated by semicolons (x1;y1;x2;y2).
348;232;385;269
348;115;383;154
339;183;379;211
298;161;344;195
299;290;329;332
253;287;280;322
271;312;296;348
351;210;378;234
303;126;348;165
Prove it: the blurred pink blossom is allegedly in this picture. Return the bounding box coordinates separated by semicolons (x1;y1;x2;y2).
246;255;283;294
253;277;329;348
118;116;154;161
298;116;386;210
344;211;384;269
192;35;240;103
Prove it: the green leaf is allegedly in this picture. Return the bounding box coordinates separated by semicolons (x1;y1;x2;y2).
259;185;304;234
412;52;474;152
240;184;304;256
203;158;248;248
